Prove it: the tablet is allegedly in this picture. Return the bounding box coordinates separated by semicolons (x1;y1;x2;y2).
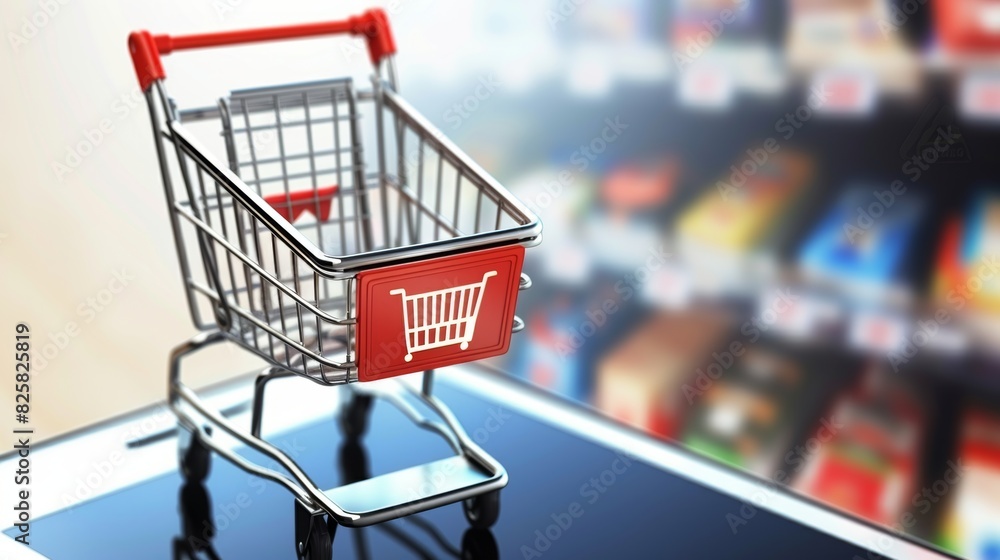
2;367;949;559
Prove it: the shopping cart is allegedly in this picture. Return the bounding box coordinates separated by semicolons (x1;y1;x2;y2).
129;9;540;557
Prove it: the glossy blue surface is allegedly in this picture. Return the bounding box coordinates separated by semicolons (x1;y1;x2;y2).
10;381;876;559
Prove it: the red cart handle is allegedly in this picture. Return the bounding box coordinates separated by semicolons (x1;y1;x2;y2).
128;9;396;91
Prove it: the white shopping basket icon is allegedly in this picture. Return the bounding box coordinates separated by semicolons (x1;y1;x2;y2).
390;271;497;362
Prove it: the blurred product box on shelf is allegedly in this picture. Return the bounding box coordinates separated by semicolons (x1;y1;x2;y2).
798;185;925;305
600;159;678;214
585;159;678;272
671;0;787;100
675;150;813;298
934;192;1000;313
678;341;836;476
509;294;592;402
934;0;1000;54
792;184;927;356
785;0;921;94
931;192;1000;351
794;365;926;528
594;307;734;439
506;275;646;403
937;406;1000;559
924;0;1000;124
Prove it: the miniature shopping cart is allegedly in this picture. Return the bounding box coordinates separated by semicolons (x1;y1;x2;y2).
129;9;539;557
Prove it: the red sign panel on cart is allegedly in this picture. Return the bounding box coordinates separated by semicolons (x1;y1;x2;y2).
356;245;525;381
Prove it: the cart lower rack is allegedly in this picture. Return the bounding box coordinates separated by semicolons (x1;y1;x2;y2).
130;8;539;556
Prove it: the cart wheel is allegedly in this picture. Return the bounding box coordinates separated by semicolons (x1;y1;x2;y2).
461;528;499;560
178;427;211;482
339;393;373;439
463;491;500;529
297;515;333;560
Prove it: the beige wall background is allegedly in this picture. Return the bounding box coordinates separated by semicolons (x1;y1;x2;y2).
0;0;473;440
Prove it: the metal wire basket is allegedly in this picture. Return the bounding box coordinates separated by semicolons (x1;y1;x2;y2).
130;8;539;550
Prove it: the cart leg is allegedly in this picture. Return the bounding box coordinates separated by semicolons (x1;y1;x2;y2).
295;499;336;560
251;367;297;438
421;369;434;397
178;424;212;483
169;332;357;524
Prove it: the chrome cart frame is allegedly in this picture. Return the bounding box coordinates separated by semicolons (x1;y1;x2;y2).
128;9;540;555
